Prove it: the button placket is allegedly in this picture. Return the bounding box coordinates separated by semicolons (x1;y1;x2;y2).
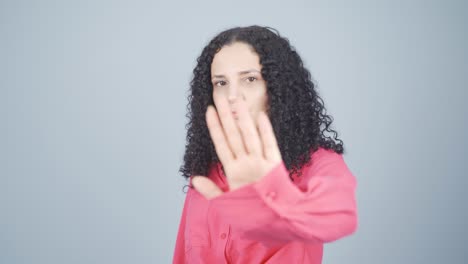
211;199;231;262
224;225;233;263
215;225;230;262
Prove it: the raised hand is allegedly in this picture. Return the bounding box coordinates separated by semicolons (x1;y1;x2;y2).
191;96;283;199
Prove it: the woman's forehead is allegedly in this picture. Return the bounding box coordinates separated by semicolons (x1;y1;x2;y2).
211;42;261;75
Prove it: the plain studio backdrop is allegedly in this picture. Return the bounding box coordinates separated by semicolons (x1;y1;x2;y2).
1;0;467;263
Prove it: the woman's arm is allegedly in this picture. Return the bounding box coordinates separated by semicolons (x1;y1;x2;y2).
210;149;358;246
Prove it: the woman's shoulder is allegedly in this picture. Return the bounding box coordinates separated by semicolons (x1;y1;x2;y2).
305;146;348;174
310;146;344;161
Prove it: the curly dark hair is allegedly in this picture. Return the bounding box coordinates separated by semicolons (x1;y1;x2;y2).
179;25;344;186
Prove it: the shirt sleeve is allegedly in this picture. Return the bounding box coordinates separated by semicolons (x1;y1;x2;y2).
172;184;191;264
209;149;358;246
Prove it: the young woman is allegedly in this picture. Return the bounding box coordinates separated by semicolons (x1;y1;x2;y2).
174;25;358;264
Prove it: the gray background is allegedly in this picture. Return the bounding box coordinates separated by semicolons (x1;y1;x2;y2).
2;0;467;263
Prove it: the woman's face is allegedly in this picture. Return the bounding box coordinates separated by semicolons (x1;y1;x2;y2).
211;42;268;122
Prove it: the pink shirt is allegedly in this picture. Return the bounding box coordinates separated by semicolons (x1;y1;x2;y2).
173;147;358;263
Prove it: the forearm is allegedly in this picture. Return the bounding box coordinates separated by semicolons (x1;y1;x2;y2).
210;160;358;245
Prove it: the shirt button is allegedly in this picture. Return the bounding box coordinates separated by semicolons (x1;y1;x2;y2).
220;233;227;239
267;191;277;199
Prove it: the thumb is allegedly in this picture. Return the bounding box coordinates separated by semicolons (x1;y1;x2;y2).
191;176;224;199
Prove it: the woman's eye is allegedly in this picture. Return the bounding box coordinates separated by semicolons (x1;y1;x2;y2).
246;77;257;83
215;81;226;86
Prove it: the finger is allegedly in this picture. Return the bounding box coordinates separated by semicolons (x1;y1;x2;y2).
235;96;262;156
216;96;245;158
257;111;282;162
206;105;234;164
192;176;224;199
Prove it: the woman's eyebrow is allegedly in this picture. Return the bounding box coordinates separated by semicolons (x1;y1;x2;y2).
212;69;261;79
239;69;261;75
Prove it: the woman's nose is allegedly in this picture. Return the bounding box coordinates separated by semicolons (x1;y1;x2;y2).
228;86;239;104
226;82;246;104
228;94;237;104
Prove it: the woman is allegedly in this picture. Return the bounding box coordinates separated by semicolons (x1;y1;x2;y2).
174;25;358;263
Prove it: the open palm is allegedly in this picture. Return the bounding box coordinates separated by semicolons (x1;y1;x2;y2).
191;96;283;199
